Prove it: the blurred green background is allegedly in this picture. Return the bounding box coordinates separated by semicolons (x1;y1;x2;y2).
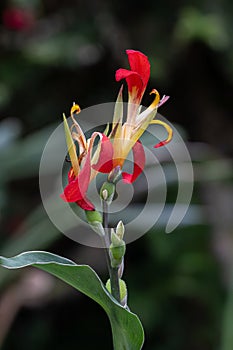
0;0;233;349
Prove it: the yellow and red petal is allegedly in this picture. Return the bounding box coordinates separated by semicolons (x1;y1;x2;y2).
150;120;173;148
61;148;91;203
92;134;114;173
122;141;145;183
115;69;143;98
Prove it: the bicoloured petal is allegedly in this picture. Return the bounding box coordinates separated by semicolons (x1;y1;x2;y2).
115;69;143;98
151;120;173;148
122;141;145;183
64;167;94;210
92;134;114;173
115;50;150;105
61;150;91;203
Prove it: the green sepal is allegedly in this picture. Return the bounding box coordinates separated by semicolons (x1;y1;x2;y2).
85;210;102;224
85;210;105;236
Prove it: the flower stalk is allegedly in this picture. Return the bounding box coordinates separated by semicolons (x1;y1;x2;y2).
101;185;121;304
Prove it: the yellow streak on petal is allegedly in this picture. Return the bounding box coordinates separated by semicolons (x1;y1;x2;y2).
150;119;173;144
63;114;80;176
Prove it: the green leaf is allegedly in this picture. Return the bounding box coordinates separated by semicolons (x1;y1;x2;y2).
0;251;144;350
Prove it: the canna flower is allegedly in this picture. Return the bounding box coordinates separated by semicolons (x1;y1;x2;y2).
60;104;113;210
61;49;173;210
111;49;173;183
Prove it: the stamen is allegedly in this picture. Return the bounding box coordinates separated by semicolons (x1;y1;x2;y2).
70;103;81;115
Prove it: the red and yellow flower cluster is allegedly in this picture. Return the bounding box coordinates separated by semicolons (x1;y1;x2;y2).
61;50;173;210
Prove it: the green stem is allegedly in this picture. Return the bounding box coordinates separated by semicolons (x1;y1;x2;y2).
102;200;121;303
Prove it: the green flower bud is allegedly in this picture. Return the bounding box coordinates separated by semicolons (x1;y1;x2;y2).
110;230;126;267
111;229;122;246
85;210;105;236
116;220;125;240
105;278;127;303
110;244;126;267
100;182;115;204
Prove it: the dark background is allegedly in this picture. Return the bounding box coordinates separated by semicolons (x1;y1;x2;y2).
0;0;232;349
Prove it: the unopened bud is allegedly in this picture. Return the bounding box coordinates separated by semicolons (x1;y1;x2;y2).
110;231;126;267
105;278;127;304
111;229;122;246
102;189;108;201
108;166;122;183
100;182;115;204
116;220;125;240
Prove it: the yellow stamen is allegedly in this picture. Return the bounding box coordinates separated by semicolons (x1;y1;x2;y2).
69;104;87;152
150;119;173;144
70;103;81;115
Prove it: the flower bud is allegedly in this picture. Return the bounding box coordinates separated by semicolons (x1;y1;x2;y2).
110;230;126;267
116;220;125;240
85;210;105;236
100;182;115;204
105;278;127;304
108;165;122;183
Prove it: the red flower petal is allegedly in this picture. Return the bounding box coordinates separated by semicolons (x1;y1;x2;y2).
115;69;143;95
122;141;145;183
115;50;150;102
126;50;150;89
92;134;114;173
76;198;95;211
61;151;91;203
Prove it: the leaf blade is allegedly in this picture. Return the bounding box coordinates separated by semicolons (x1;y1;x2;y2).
0;251;144;350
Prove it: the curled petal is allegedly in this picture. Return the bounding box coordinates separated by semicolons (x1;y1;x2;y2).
115;69;143;98
92;134;114;173
150;120;173;148
122;141;145;183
